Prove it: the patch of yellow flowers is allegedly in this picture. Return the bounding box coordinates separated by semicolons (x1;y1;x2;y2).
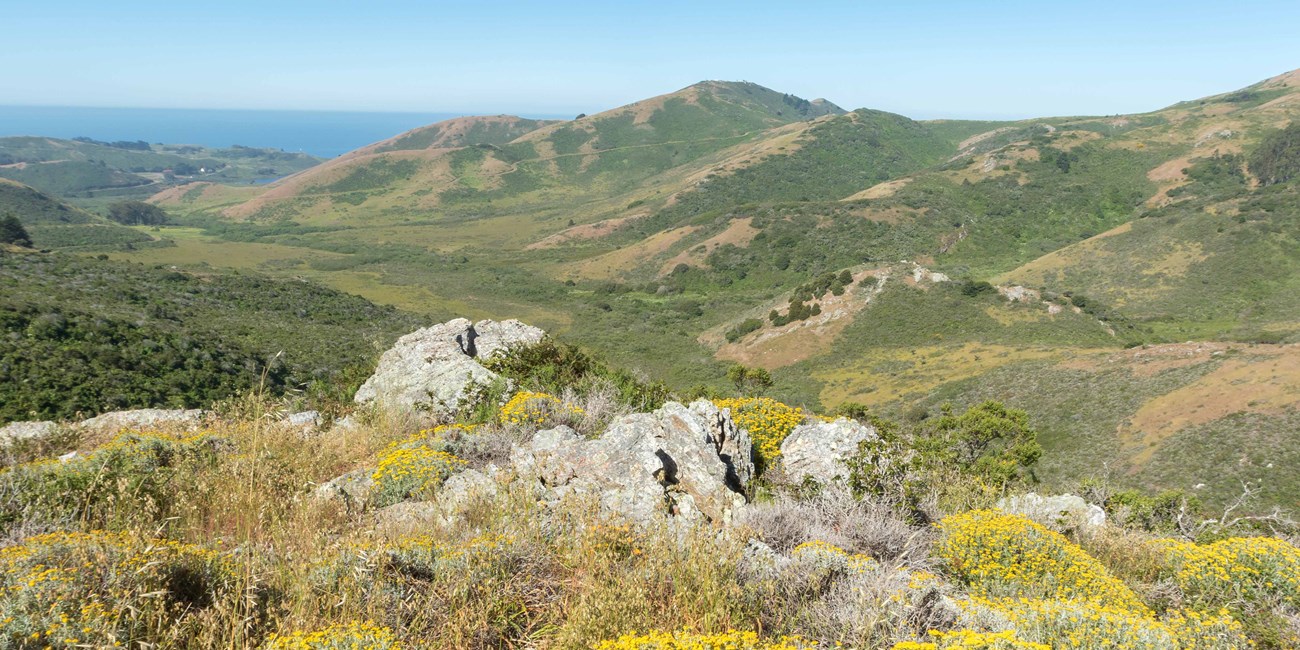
935;510;1147;611
791;540;878;574
712;397;806;467
934;511;1255;649
892;629;1048;650
0;530;230;646
593;629;816;649
499;391;584;426
264;621;402;649
370;445;466;504
1157;536;1300;606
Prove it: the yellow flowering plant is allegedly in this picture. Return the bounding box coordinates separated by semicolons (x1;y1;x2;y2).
593;629;816;649
263;621;402;650
1157;536;1300;608
370;444;467;507
0;430;222;529
935;510;1147;612
498;391;584;428
0;531;236;647
892;628;1049;650
712;397;807;472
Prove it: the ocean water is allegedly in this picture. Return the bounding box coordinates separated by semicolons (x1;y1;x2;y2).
0;106;563;158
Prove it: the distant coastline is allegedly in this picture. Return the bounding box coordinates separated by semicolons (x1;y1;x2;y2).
0;105;567;158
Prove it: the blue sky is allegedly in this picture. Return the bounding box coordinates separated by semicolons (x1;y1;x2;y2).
5;0;1300;119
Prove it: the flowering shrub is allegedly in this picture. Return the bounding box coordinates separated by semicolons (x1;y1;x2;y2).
1157;536;1300;607
0;530;236;647
954;598;1253;650
264;622;402;649
593;629;815;649
370;445;467;507
892;629;1049;650
712;397;806;470
790;540;877;575
0;430;222;528
935;510;1147;612
498;391;584;427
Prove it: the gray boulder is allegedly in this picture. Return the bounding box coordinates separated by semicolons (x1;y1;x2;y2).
780;418;877;485
315;468;375;510
510;400;754;526
996;492;1106;532
77;409;205;434
0;421;60;445
284;410;323;431
354;318;545;418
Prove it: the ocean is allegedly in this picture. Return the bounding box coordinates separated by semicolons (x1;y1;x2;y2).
0;106;564;158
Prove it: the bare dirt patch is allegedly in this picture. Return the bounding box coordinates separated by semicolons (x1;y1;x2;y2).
842;178;912;201
712;269;887;369
567;226;699;280
658;217;758;274
526;215;643;250
1121;345;1300;466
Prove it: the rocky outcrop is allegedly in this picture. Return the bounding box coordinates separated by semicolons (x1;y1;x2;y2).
0;420;60;445
996;492;1106;532
77;409;206;434
780;418;877;485
510;400;754;526
354;318;545;418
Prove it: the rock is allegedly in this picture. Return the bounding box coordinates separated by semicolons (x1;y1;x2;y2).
780;418;877;485
510;400;753;527
354;318;545;418
58;451;78;463
0;420;60;445
284;411;322;430
373;501;443;534
435;468;498;520
315;468;375;509
997;492;1106;532
77;409;205;434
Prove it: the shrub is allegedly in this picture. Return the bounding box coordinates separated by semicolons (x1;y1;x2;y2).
712;397;807;473
725;318;764;343
263;622;402;649
0;431;222;531
497;390;585;428
593;630;814;649
1249;121;1300;186
935;510;1146;611
370;443;467;508
484;340;670;411
0;531;239;647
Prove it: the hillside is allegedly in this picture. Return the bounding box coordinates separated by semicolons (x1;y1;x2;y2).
89;69;1300;508
0;250;424;423
0;178;157;249
0;136;321;203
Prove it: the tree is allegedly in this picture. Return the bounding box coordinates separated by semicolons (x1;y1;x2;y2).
727;364;773;395
1248;121;1300;186
106;201;169;226
0;214;32;247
